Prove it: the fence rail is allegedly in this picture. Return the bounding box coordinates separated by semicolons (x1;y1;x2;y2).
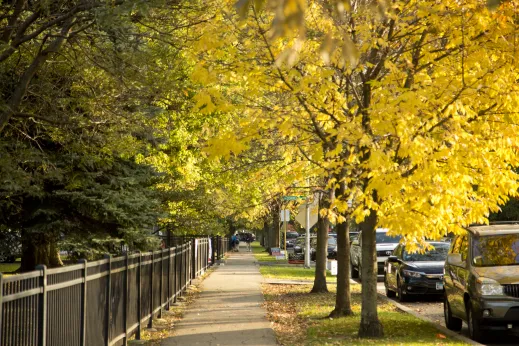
0;236;230;346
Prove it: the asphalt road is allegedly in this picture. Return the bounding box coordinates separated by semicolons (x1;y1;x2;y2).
366;278;519;346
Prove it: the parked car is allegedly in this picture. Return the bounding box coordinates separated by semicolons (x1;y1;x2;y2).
444;223;519;341
328;231;359;244
384;241;449;302
310;236;338;261
350;228;401;280
285;231;299;248
293;236;307;254
0;229;21;263
293;236;336;261
349;231;359;244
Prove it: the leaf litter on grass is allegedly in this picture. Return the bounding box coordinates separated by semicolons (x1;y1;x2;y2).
262;283;469;346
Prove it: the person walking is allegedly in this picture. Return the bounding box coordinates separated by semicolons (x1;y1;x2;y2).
245;233;253;252
231;233;239;252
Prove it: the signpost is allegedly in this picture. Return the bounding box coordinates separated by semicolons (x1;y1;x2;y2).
293;195;319;268
283;194;317;267
280;210;290;258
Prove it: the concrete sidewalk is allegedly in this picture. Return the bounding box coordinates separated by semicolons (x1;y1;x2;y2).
162;248;278;346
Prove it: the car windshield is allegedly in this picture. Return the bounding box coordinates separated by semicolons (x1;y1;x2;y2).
472;234;519;267
287;232;299;239
328;237;337;246
402;243;449;262
376;232;401;244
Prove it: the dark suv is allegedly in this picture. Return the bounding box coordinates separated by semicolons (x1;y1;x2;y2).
444;223;519;341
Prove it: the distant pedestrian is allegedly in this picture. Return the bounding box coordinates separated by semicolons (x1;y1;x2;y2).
231;233;239;252
245;233;253;252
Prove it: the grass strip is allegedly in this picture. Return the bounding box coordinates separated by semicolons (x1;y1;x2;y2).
262;283;468;346
251;241;288;263
260;266;335;281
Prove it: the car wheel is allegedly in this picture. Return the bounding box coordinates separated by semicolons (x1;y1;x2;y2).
398;276;408;302
444;296;462;331
350;260;359;279
468;302;485;342
385;274;396;298
0;252;7;263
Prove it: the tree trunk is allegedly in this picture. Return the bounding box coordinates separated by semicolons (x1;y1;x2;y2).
269;204;280;249
311;191;331;294
330;188;353;316
358;206;383;337
20;231;63;272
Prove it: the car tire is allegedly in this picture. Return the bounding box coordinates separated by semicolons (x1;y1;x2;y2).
397;276;408;302
468;302;485;342
385;275;396;298
7;256;16;263
350;260;359;279
444;296;462;331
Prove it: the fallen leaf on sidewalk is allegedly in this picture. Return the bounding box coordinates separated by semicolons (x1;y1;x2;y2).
436;333;446;339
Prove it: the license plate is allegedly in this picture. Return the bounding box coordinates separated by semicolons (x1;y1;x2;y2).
436;282;444;290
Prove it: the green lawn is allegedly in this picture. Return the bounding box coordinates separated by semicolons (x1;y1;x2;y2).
0;261;20;274
260;266;336;281
263;284;467;346
251;241;288;263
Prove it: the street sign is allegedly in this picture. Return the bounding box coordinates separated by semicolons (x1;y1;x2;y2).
295;203;318;228
280;210;290;222
283;196;307;201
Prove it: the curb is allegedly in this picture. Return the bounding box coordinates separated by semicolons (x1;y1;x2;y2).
377;292;482;346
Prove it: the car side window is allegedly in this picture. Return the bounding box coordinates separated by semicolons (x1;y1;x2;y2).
451;235;462;254
394;245;403;258
460;235;469;261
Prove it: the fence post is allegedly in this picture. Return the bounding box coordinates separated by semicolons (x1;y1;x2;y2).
78;259;88;346
0;273;3;343
172;248;177;303
188;241;192;285
191;240;196;281
158;250;163;319
35;264;47;346
166;247;171;310
136;251;142;340
123;254;129;346
178;245;183;297
148;251;154;328
104;255;112;346
205;238;208;270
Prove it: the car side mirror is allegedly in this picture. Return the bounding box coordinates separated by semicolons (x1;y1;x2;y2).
447;253;463;266
387;255;398;263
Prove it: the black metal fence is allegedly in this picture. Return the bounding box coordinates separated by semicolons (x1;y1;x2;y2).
0;237;230;346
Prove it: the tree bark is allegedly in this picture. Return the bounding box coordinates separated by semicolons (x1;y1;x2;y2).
311;191;331;294
329;183;353;316
358;205;383;337
20;231;63;272
269;204;280;249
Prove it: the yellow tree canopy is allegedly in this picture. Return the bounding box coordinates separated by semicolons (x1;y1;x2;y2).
191;0;519;249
